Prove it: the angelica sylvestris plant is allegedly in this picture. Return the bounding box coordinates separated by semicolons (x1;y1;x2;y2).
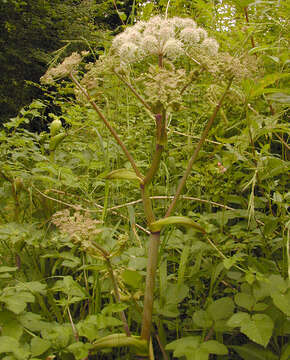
41;15;249;357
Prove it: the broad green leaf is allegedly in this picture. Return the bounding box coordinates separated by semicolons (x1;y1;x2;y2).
271;291;290;316
0;291;35;314
227;312;250;328
234;292;255;311
0;336;30;359
200;340;228;355
207;297;235;321
166;283;189;305
0;311;23;340
193;310;213;328
102;303;128;315
30;337;51;356
121;269;143;289
66;342;90;360
106;169;142;182
241;314;274;347
149;216;205;233
231;343;278;360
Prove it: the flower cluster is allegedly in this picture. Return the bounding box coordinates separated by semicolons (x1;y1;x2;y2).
111;16;219;63
41;52;88;84
52;209;102;242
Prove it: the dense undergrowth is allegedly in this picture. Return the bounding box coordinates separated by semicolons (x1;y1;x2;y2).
0;1;289;359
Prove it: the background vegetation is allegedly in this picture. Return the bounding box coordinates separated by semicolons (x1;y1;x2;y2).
0;0;289;359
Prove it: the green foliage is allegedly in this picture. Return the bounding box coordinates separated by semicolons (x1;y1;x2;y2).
0;1;289;359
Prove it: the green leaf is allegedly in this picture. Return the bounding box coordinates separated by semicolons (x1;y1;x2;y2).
106;169;142;182
0;311;23;340
0;336;30;359
207;297;235;321
193;310;213;328
234;292;255;311
200;340;228;355
121;269;143;289
0;290;35;314
66;342;90;360
30;337;51;356
227;312;250;328
241;314;274;347
271;291;290;316
149;216;205;233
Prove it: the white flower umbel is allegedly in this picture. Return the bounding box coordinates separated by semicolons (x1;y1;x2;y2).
111;15;219;64
202;38;219;55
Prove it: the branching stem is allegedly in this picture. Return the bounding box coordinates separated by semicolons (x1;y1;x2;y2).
165;77;234;217
70;72;142;180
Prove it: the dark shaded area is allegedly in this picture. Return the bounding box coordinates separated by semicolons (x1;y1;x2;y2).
0;0;134;125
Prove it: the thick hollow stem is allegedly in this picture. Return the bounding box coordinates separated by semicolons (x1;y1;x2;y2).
141;232;161;341
165;77;234;217
70;73;142;180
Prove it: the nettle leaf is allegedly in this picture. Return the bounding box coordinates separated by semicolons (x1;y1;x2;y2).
228;313;274;347
231;343;279;360
207;297;235;321
234;292;255;311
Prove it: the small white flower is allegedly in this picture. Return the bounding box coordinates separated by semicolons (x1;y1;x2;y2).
142;35;159;54
126;29;142;44
163;38;184;60
118;42;139;62
159;24;175;44
196;28;208;41
180;28;200;44
202;38;219;55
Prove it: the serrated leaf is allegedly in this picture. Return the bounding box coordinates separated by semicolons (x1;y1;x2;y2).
149;216;205;233
106;169;142;182
207;297;235;321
